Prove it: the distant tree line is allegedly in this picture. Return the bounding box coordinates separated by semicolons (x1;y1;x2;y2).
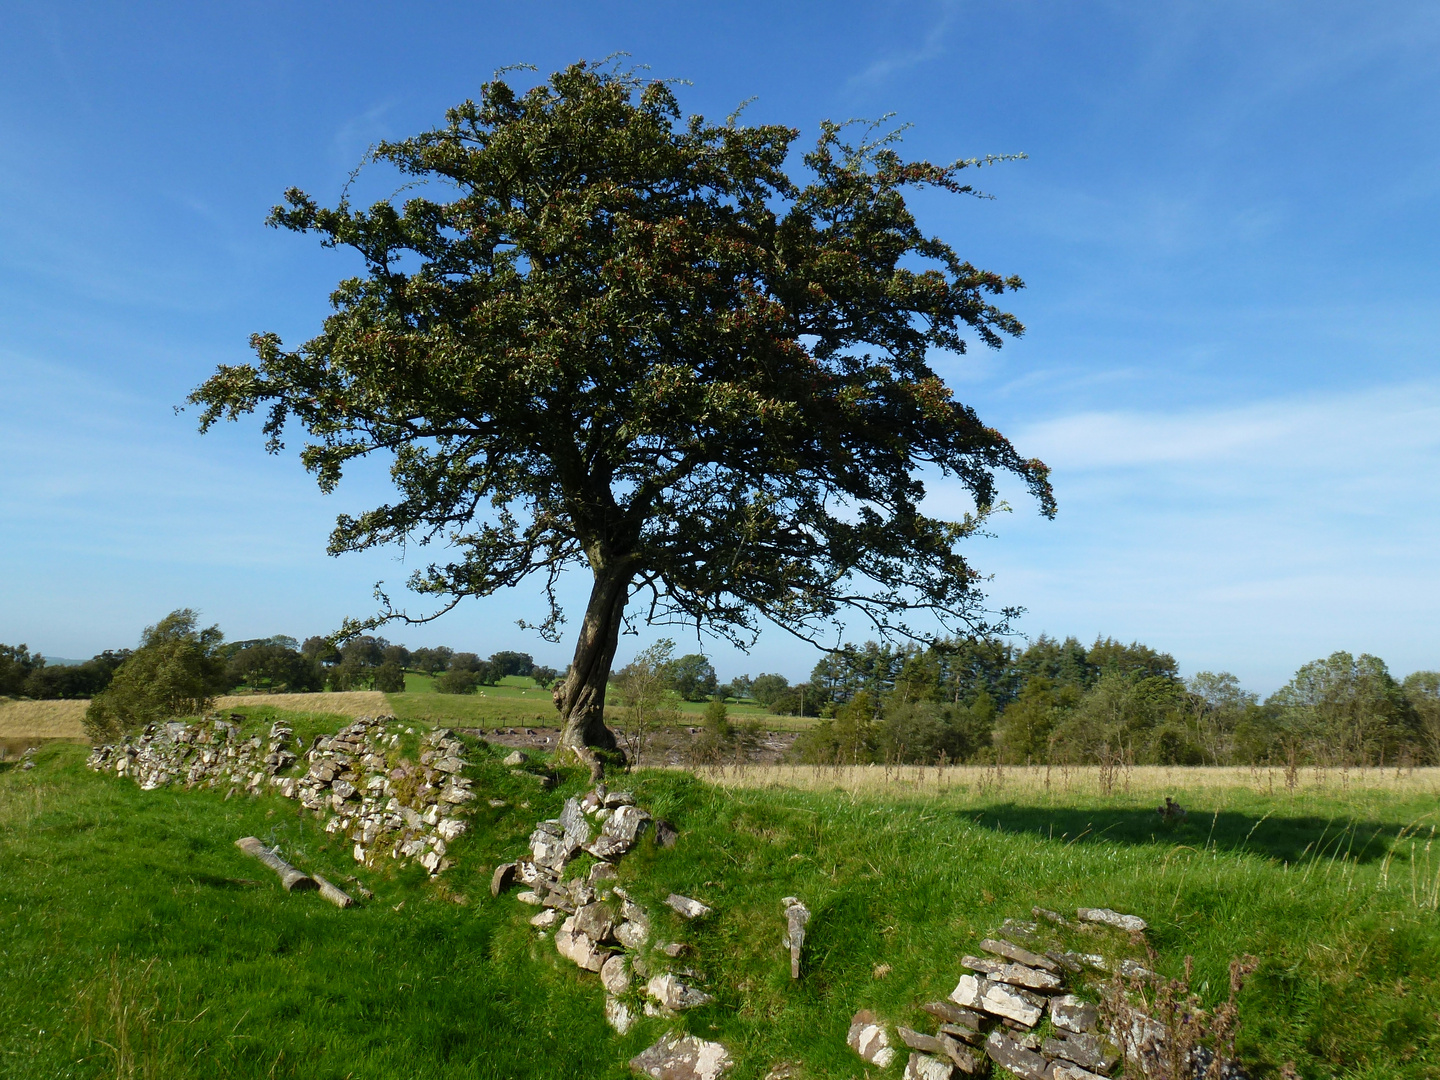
763;636;1440;768
2;612;565;740
9;617;1436;767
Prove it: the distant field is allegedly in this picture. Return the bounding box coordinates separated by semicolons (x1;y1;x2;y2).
695;762;1440;800
215;690;390;717
393;672;792;729
0;698;87;739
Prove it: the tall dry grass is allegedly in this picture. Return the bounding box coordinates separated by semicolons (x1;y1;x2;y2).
0;691;392;745
0;698;88;739
690;762;1440;799
214;690;390;717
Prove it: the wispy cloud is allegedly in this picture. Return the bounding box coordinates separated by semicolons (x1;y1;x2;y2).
849;3;958;88
927;380;1440;690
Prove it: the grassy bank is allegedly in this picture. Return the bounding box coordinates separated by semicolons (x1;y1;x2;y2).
2;715;1437;1078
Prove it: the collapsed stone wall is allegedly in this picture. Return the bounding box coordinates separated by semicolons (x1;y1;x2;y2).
846;906;1249;1080
86;715;475;876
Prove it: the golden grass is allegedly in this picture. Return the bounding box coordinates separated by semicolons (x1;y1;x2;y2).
214;691;390;717
689;762;1440;799
0;691;391;743
0;698;88;739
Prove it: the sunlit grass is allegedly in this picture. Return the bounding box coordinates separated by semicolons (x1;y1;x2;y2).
2;725;1437;1077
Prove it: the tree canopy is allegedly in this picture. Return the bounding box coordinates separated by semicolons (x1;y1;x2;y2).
189;61;1054;775
84;610;229;742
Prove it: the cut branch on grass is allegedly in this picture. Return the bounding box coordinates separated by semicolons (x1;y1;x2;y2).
234;837;316;893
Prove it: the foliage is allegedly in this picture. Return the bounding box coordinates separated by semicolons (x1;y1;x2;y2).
667;653;718;701
488;651;536;679
612;639;680;765
11;650;131;700
433;668;481;695
83;611;229;741
0;645;43;696
225;640;323;693
301;635;339;665
372;661;406;693
1403;671;1440;765
409;646;454;674
749;673;791;708
187;60;1054;761
1267;651;1418;766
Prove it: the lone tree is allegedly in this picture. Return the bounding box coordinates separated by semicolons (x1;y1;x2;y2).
190;62;1054;778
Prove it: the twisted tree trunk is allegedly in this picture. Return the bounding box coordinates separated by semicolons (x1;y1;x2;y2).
554;558;633;780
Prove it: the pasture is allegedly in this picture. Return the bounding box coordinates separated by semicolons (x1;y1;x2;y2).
1;708;1436;1079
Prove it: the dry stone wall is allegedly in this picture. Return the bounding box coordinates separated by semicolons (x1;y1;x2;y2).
494;784;734;1080
847;906;1250;1080
86;716;475;877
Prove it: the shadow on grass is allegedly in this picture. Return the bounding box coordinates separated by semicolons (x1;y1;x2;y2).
957;803;1417;865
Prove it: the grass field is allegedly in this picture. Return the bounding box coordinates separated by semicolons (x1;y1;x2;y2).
2;705;1437;1079
391;673;785;730
0;697;88;739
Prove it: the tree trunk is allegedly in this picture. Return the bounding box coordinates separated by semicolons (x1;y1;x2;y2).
554;559;632;781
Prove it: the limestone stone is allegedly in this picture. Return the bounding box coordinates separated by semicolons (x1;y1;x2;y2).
961;955;1063;991
491;862;516;896
781;897;810;979
605;996;635;1035
1051;1063;1106;1080
937;1033;986;1073
846;1009;895;1068
951;974;1044;1027
979;937;1059;972
1076;907;1147;933
919;1001;983;1032
629;1032;733;1080
665;893;711;919
939;1023;984;1046
1040;1031;1114;1073
515;890;544;905
897;1027;944;1054
601;953;632;996
616;920;650;949
530;908;561;928
588;804;652;859
555;916;609;972
983;1031;1049;1080
1050;995;1099;1034
559;796;593;847
502;750;527;767
573;901;616;943
904;1052;955;1080
1118;959;1157;980
436;818;468;842
645;973;713;1011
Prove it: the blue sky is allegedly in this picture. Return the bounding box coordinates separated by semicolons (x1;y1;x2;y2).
2;1;1437;693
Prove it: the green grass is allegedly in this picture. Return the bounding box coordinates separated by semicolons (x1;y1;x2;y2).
2;715;1437;1079
389;674;790;729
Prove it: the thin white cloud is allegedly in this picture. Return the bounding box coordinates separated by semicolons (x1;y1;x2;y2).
849;3;957;87
1015;381;1440;470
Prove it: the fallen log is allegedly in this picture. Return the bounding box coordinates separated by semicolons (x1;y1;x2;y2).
311;873;355;908
235;836;316;892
